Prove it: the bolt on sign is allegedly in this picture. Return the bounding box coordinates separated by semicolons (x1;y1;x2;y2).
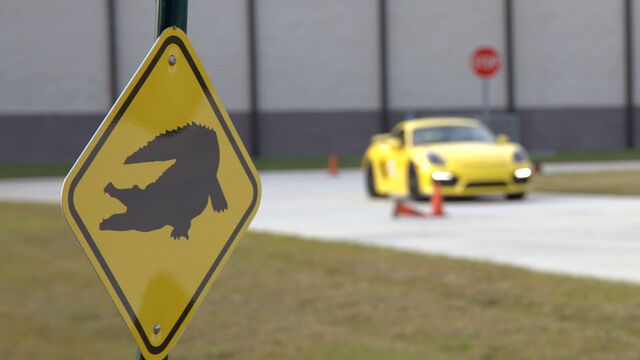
62;28;261;360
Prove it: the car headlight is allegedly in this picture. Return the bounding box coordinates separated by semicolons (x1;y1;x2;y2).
514;167;532;179
513;148;528;163
427;152;446;166
432;171;454;182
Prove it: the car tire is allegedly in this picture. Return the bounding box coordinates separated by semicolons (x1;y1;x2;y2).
408;164;425;201
366;163;383;198
506;192;525;200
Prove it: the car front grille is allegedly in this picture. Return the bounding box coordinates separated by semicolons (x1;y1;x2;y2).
436;178;458;186
466;182;506;188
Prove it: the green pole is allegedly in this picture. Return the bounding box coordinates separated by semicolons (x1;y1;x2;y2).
156;0;188;38
136;2;188;359
137;348;168;360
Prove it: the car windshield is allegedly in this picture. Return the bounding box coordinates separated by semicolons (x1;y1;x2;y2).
412;126;495;145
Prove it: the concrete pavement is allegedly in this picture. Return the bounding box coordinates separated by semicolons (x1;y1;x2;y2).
251;169;640;283
542;160;640;174
0;177;63;204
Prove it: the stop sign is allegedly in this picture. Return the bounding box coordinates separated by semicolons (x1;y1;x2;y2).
470;47;501;78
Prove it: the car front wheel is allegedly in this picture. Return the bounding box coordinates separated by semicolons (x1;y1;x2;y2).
506;192;525;200
366;163;383;197
408;164;424;200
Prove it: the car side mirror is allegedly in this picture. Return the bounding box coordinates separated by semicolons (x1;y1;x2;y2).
387;137;402;150
496;134;509;144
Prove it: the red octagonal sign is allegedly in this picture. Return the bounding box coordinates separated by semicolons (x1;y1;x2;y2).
470;46;501;78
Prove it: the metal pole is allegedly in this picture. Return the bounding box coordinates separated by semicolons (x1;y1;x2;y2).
106;0;118;103
248;0;259;157
378;0;389;132
137;348;168;360
625;0;635;148
136;5;187;359
504;0;515;112
482;78;491;121
156;0;188;38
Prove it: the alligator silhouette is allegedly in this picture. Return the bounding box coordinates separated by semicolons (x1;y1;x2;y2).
99;122;227;240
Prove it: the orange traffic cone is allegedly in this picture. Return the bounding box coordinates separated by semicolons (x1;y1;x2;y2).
533;162;542;174
393;199;428;218
328;154;338;176
430;181;444;216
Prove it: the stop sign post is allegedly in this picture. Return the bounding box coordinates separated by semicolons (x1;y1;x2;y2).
470;46;501;120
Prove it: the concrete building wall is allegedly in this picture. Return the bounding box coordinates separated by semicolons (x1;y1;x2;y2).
114;0;156;94
188;0;252;144
513;0;627;151
256;0;379;111
514;0;625;107
188;0;250;112
0;0;111;113
115;0;250;112
387;0;506;110
254;0;381;157
1;1;639;162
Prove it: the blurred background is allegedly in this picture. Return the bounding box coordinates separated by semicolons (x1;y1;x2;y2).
1;0;638;163
6;1;640;359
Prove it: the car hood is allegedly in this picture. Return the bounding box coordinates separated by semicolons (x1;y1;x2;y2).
415;142;516;168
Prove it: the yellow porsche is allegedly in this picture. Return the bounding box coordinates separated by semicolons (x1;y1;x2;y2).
363;117;532;199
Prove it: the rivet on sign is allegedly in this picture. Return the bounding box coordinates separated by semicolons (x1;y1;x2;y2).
153;324;161;334
169;55;176;65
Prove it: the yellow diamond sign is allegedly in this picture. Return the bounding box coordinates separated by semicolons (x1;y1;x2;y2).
61;28;261;359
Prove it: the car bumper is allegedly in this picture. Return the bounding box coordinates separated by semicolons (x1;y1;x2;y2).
417;166;532;196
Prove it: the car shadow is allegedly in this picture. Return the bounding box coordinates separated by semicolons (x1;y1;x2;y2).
414;195;519;203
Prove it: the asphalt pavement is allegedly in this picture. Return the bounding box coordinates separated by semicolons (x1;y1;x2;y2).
4;161;640;283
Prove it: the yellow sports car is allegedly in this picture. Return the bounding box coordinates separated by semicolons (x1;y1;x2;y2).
363;117;532;199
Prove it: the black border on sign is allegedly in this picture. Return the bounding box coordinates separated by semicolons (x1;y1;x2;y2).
67;35;259;355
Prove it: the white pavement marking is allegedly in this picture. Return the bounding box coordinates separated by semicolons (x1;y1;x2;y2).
3;166;640;283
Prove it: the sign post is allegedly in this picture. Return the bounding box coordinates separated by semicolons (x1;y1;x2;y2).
62;2;261;359
470;46;501;121
156;0;188;37
482;76;490;120
143;3;187;359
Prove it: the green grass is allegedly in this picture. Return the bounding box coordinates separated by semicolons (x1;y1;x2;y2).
533;170;640;195
530;149;640;163
4;203;640;359
0;157;362;178
253;149;640;169
4;149;640;178
253;156;361;170
0;163;72;178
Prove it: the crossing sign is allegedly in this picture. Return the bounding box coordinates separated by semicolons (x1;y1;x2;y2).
62;27;261;360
